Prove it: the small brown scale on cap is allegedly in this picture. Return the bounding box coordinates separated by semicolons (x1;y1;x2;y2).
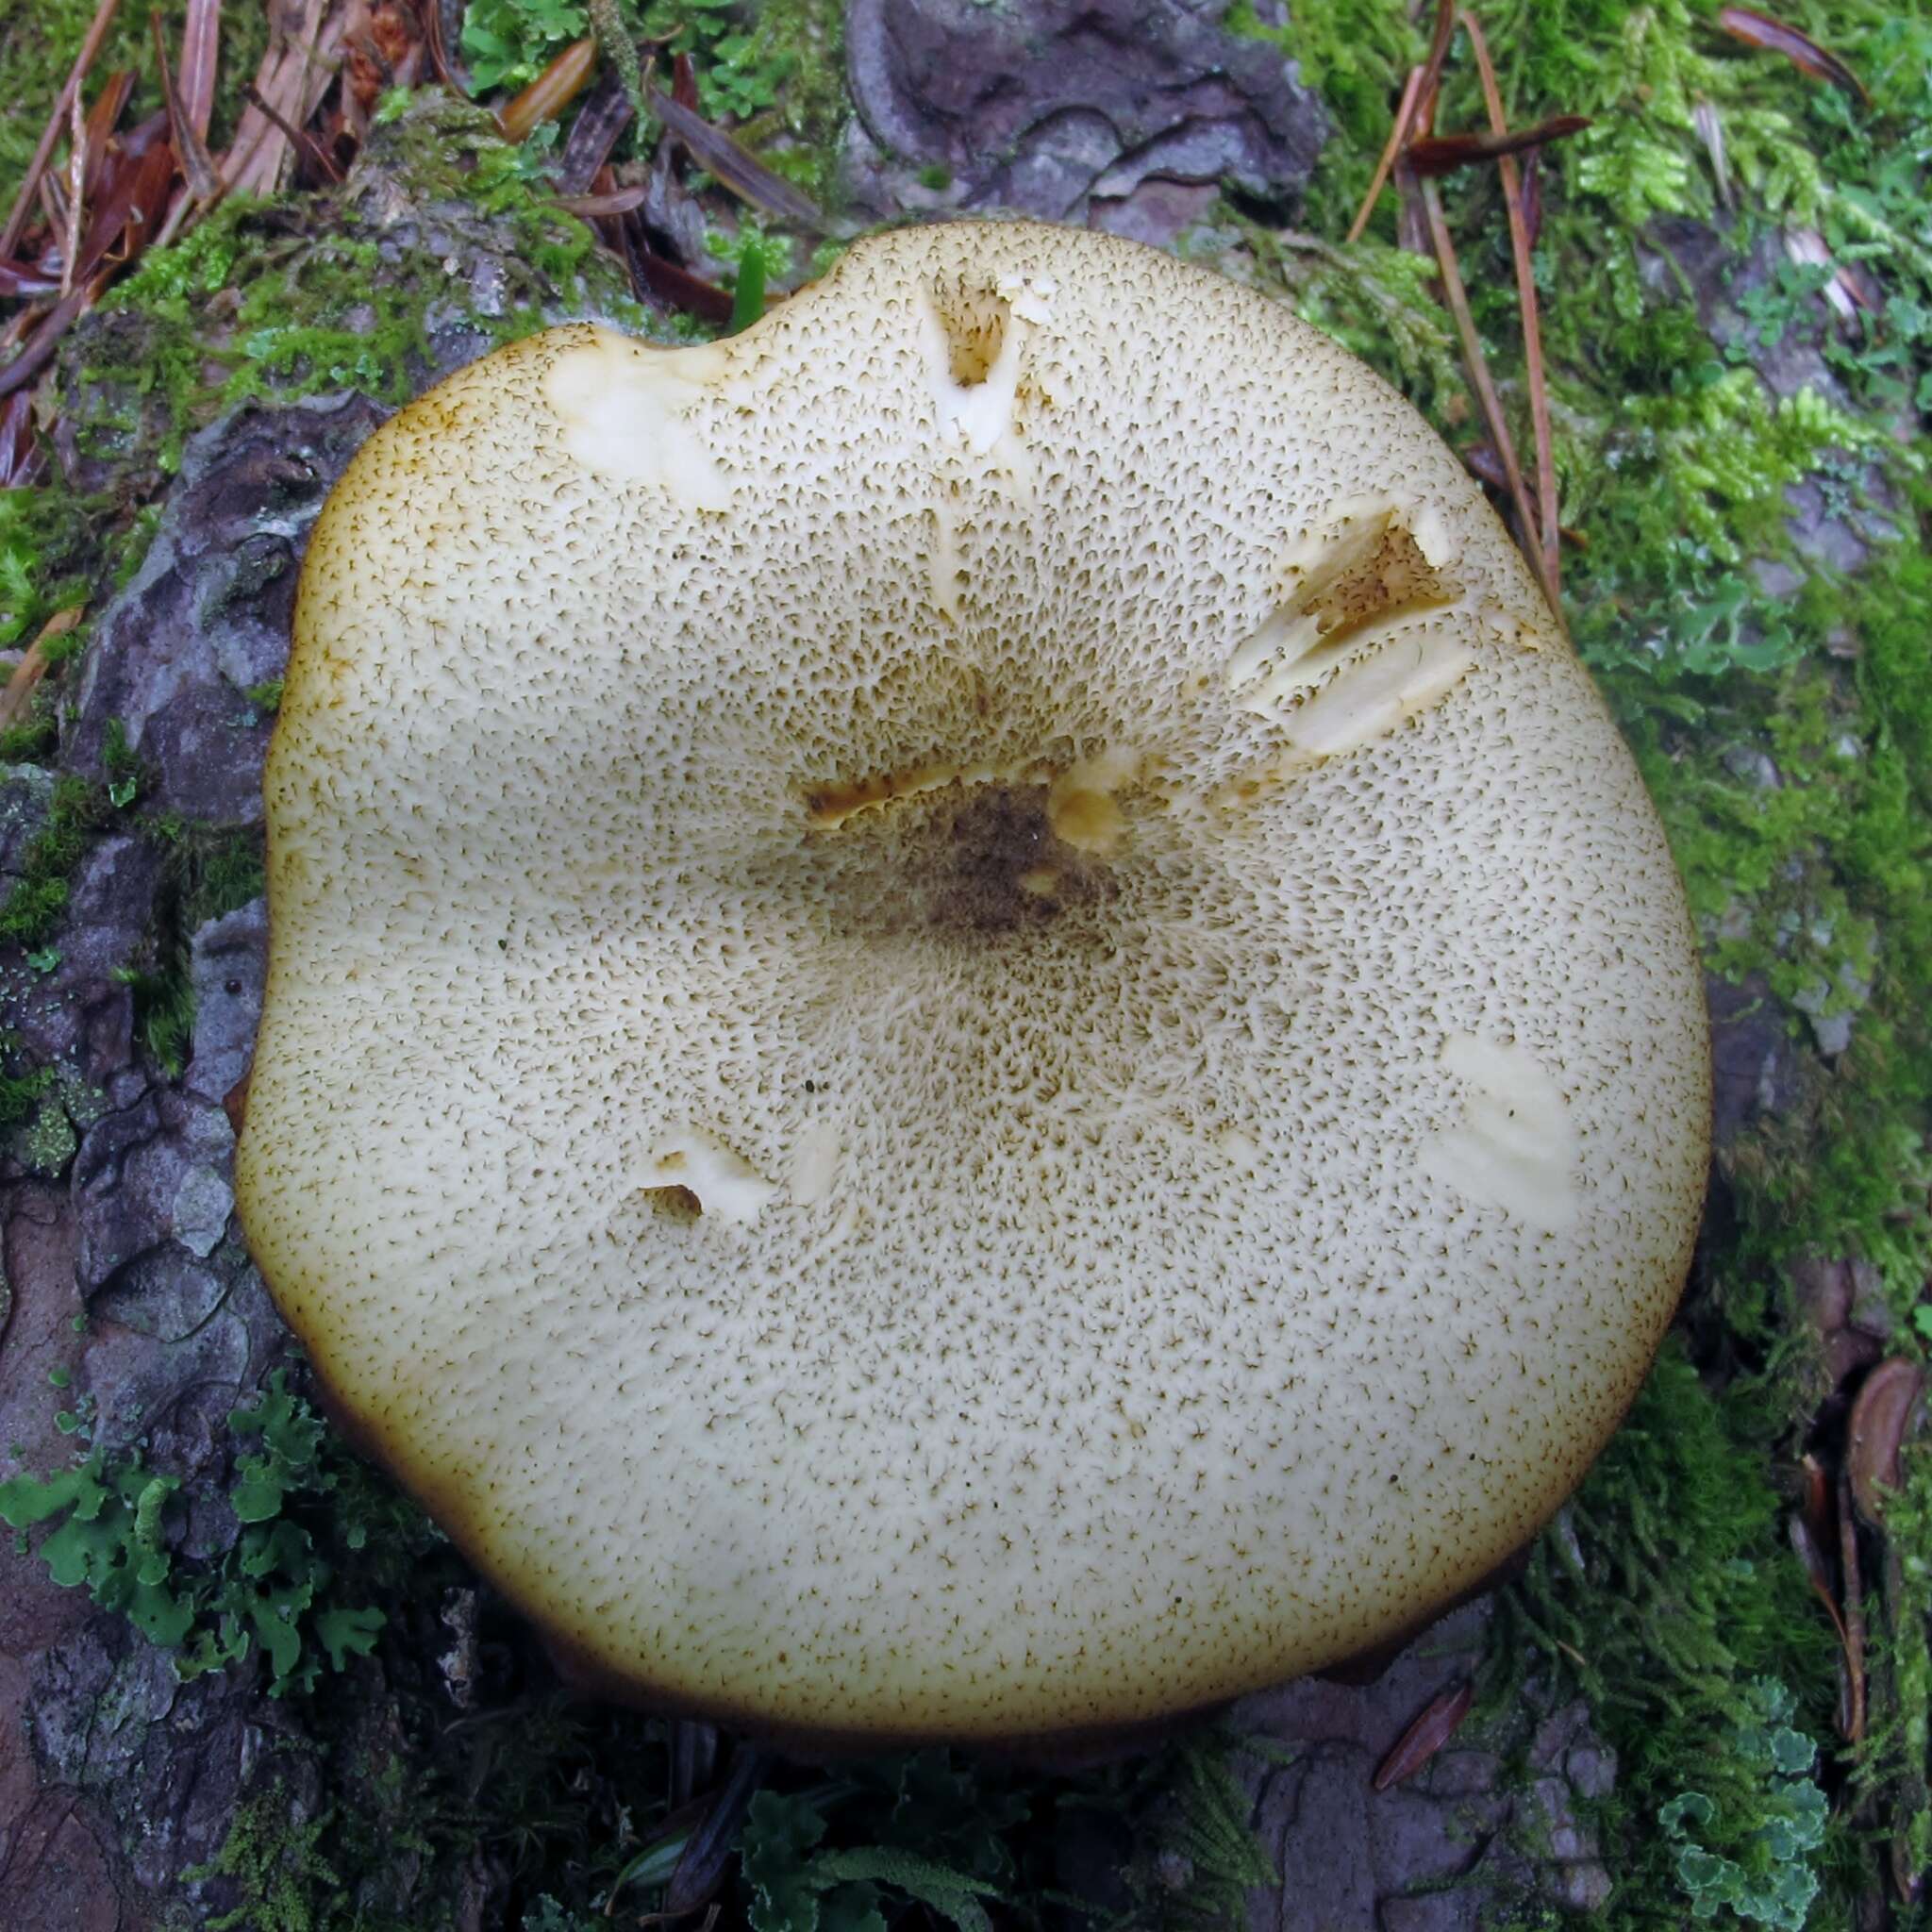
238;220;1710;1747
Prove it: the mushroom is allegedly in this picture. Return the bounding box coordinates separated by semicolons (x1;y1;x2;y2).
236;220;1709;1747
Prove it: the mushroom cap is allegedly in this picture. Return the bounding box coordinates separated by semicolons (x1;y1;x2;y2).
236;219;1709;1744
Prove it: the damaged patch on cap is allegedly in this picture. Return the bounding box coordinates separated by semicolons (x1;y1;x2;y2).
542;328;733;508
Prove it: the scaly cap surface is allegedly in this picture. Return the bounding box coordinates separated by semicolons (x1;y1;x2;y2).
237;220;1710;1743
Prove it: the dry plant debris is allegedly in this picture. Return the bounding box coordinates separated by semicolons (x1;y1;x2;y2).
0;0;827;479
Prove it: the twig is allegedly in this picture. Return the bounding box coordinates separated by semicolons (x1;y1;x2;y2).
1420;176;1556;611
1414;0;1459;131
1463;9;1561;608
62;93;86;301
1839;1474;1867;1743
0;0;121;258
154;9;221;205
178;0;222;140
421;0;466;95
0;607;85;730
1347;64;1424;245
241;81;341;184
38;168;70;249
1391;0;1458;258
219;0;338;199
1349;0;1458;247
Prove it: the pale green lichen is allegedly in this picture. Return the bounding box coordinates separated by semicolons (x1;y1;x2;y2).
0;1372;388;1695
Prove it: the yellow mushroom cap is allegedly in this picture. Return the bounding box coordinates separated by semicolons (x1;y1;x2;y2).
236;219;1710;1744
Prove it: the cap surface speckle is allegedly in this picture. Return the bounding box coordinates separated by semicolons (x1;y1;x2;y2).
236;220;1710;1742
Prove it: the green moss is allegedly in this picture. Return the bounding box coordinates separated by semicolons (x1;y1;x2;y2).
1276;2;1929;708
740;0;848;199
175;827;266;931
118;824;267;1077
186;1782;345;1932
0;1035;54;1133
1226;0;1422;230
65;96;644;479
3;9;1927;1928
1495;1347;1841;1927
1632;530;1932;1326
0;715;58;763
0;774;109;947
0;485;94;648
1274;229;1461;417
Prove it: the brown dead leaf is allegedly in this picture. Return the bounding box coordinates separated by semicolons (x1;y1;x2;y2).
1373;1678;1474;1790
646;85;828;232
558;74;633;193
1849;1358;1926;1526
1406;114;1590;177
75;131;175;281
0;0;123;258
1718;8;1869;104
499;37;598;145
0;391;37;486
1837;1473;1866;1743
555;185;646;218
625;230;733;325
80;70;136;199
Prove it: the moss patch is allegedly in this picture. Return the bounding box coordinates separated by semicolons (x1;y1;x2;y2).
1491;1347;1842;1925
184;1781;347;1932
62;94;646;484
1256;5;1932;1924
0;773;111;948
